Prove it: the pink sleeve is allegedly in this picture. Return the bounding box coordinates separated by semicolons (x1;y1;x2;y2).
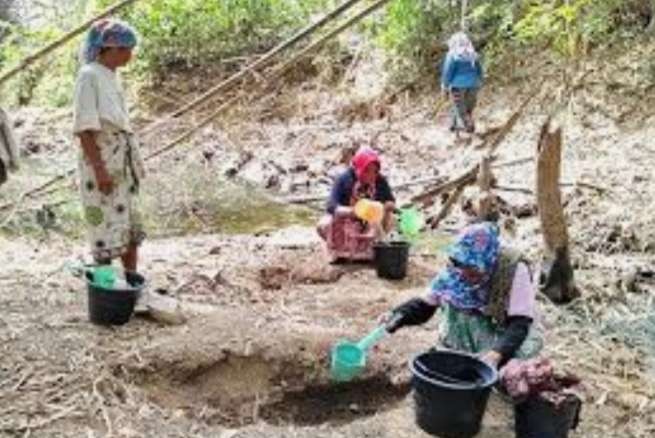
507;263;536;318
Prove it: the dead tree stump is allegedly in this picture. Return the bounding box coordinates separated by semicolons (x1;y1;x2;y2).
536;119;579;303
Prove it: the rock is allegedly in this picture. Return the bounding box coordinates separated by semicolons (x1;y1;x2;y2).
136;291;187;326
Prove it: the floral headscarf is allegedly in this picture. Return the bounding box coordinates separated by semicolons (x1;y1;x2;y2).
447;32;478;65
429;222;500;310
82;19;138;64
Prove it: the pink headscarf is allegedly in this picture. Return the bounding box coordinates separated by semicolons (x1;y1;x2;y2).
351;147;381;181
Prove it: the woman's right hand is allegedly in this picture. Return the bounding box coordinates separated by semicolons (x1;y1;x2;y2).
94;165;113;195
386;298;438;333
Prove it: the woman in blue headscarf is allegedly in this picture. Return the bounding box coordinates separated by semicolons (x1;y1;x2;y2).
387;222;543;369
441;32;483;138
72;19;145;271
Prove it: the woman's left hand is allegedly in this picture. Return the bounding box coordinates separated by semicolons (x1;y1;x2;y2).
480;350;502;369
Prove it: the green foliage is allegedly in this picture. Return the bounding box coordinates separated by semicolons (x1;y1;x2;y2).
374;0;455;82
97;0;331;73
0;22;78;107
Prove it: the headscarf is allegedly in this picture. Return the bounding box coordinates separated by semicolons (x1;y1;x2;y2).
82;19;138;64
447;32;478;65
429;222;500;311
351;146;381;181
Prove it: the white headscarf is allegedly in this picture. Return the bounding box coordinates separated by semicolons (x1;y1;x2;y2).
447;32;478;65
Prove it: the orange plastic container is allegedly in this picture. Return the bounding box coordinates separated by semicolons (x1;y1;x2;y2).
354;199;384;224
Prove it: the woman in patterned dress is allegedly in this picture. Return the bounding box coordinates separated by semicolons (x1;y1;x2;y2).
72;19;145;271
387;222;543;369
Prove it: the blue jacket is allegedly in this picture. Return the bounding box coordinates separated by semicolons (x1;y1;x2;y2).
441;55;483;90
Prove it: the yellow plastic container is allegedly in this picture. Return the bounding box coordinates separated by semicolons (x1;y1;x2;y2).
354;199;384;224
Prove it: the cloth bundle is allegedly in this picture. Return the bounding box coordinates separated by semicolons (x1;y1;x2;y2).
0;107;19;186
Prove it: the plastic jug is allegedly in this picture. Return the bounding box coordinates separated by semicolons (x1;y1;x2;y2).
354;199;384;224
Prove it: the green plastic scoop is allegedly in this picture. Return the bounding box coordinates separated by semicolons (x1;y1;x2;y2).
330;315;402;382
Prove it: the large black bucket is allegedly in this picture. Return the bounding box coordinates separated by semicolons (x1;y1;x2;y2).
373;241;409;280
86;271;144;326
410;350;498;438
514;393;581;438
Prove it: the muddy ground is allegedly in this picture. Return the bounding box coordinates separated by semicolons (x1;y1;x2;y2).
2;62;655;437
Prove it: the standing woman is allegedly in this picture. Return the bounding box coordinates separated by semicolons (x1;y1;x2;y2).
440;32;483;138
73;19;145;271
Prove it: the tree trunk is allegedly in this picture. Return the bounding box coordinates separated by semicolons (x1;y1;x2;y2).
536;118;578;303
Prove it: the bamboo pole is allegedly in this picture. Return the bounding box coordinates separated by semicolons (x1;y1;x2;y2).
0;0;139;86
0;0;390;212
140;0;366;136
269;0;390;77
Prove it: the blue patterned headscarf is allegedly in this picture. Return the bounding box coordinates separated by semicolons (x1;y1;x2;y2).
82;19;138;64
429;222;500;311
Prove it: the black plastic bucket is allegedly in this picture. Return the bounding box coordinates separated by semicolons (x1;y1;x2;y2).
86;271;144;326
514;393;581;438
373;241;409;280
410;350;498;438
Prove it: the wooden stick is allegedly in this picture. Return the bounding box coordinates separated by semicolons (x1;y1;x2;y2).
141;0;366;135
428;185;466;229
491;156;533;169
412;90;538;206
144;94;243;161
0;0;139;86
411;167;478;205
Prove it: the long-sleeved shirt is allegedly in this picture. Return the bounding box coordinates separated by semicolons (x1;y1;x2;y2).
441;54;483;90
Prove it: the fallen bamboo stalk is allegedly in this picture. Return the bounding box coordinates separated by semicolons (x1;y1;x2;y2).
428;184;467;228
411;167;478;205
0;0;140;86
411;90;538;206
284;174;444;205
491;156;533;169
495;181;607;196
141;0;366;136
270;0;390;77
0;0;387;213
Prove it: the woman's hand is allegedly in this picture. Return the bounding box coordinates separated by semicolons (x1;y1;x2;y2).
335;206;354;217
480;350;502;369
384;201;396;212
93;164;114;195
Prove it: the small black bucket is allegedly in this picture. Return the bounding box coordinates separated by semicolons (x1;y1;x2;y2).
514;393;581;438
410;350;498;438
373;241;409;280
86;271;144;326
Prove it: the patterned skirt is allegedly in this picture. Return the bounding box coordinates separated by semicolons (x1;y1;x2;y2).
317;214;376;261
78;127;145;262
